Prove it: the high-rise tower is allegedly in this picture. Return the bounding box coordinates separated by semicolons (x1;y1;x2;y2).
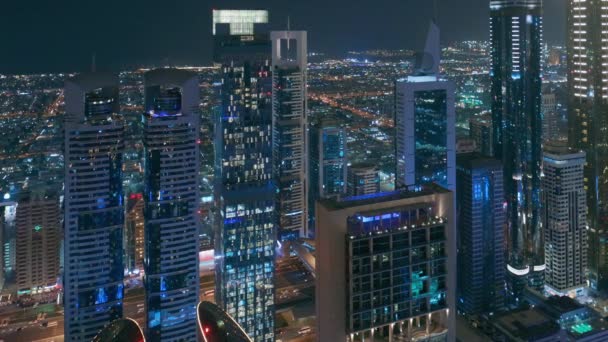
542;144;587;297
271;30;309;239
142;69;200;342
213;10;276;342
64;73;125;341
567;0;608;293
395;21;456;192
490;0;544;294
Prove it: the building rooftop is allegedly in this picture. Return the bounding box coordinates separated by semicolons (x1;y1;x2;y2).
320;184;449;211
494;308;562;341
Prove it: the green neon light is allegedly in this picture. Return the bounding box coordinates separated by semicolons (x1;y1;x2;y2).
34;225;42;232
571;323;593;335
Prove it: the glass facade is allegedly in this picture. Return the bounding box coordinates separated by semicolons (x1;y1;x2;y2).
214;13;276;342
490;0;544;294
456;155;505;315
567;0;608;293
309;119;347;234
143;71;200;342
414;89;448;187
64;74;125;341
346;205;448;338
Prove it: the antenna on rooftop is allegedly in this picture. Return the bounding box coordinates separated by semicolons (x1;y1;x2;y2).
91;53;96;73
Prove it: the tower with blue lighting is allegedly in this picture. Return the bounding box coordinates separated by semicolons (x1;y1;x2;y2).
142;69;200;342
63;73;125;341
213;10;276;342
395;21;456;193
309;117;347;234
456;153;505;315
490;0;544;296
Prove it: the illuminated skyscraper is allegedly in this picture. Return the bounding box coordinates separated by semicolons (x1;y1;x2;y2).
395;21;456;192
213;10;276;342
64;73;125;341
567;0;608;293
272;30;309;239
16;190;60;295
469;113;493;157
309;118;347;233
347;163;380;197
490;0;544;294
142;69;200;342
316;186;456;341
542;144;587;297
456;154;505;315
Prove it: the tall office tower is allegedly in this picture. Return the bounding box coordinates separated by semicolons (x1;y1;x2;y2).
490;0;544;294
316;186;456;342
64;73;125;341
542;91;560;142
542;144;587;297
456;154;505;315
469;113;493;157
271;30;309;239
124;193;144;275
213;10;276;342
142;69;200;342
567;0;608;293
395;22;456;192
347;163;381;196
15;190;60;295
309;118;347;233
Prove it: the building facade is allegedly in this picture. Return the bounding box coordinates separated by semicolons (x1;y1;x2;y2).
64;73;125;341
542;145;587;296
456;154;505;315
271;30;309;239
490;0;544;294
395;22;456;192
213;10;276;342
309;118;347;234
567;0;608;293
316;186;456;342
15;191;60;295
142;69;200;342
347;164;380;197
469;113;493;157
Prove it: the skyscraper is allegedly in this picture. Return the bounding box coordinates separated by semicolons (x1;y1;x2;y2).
469;113;493;157
395;21;456;192
456;154;505;315
542;144;587;297
64;73;125;341
16;190;60;295
142;69;200;342
542;91;560;143
271;30;309;239
213;10;276;342
567;0;608;293
309;117;347;233
490;0;544;294
347;163;381;197
316;186;456;341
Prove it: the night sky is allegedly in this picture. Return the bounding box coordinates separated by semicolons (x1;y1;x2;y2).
1;0;566;74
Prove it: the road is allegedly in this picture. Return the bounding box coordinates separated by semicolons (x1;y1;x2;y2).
0;274;216;342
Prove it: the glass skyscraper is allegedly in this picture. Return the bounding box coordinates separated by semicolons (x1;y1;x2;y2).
395;22;456;193
271;30;309;239
213;10;276;342
490;0;544;294
142;69;200;342
309;118;347;233
567;0;608;293
64;73;125;341
456;154;505;315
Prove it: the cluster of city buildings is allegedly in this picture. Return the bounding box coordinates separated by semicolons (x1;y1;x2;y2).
0;0;607;342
